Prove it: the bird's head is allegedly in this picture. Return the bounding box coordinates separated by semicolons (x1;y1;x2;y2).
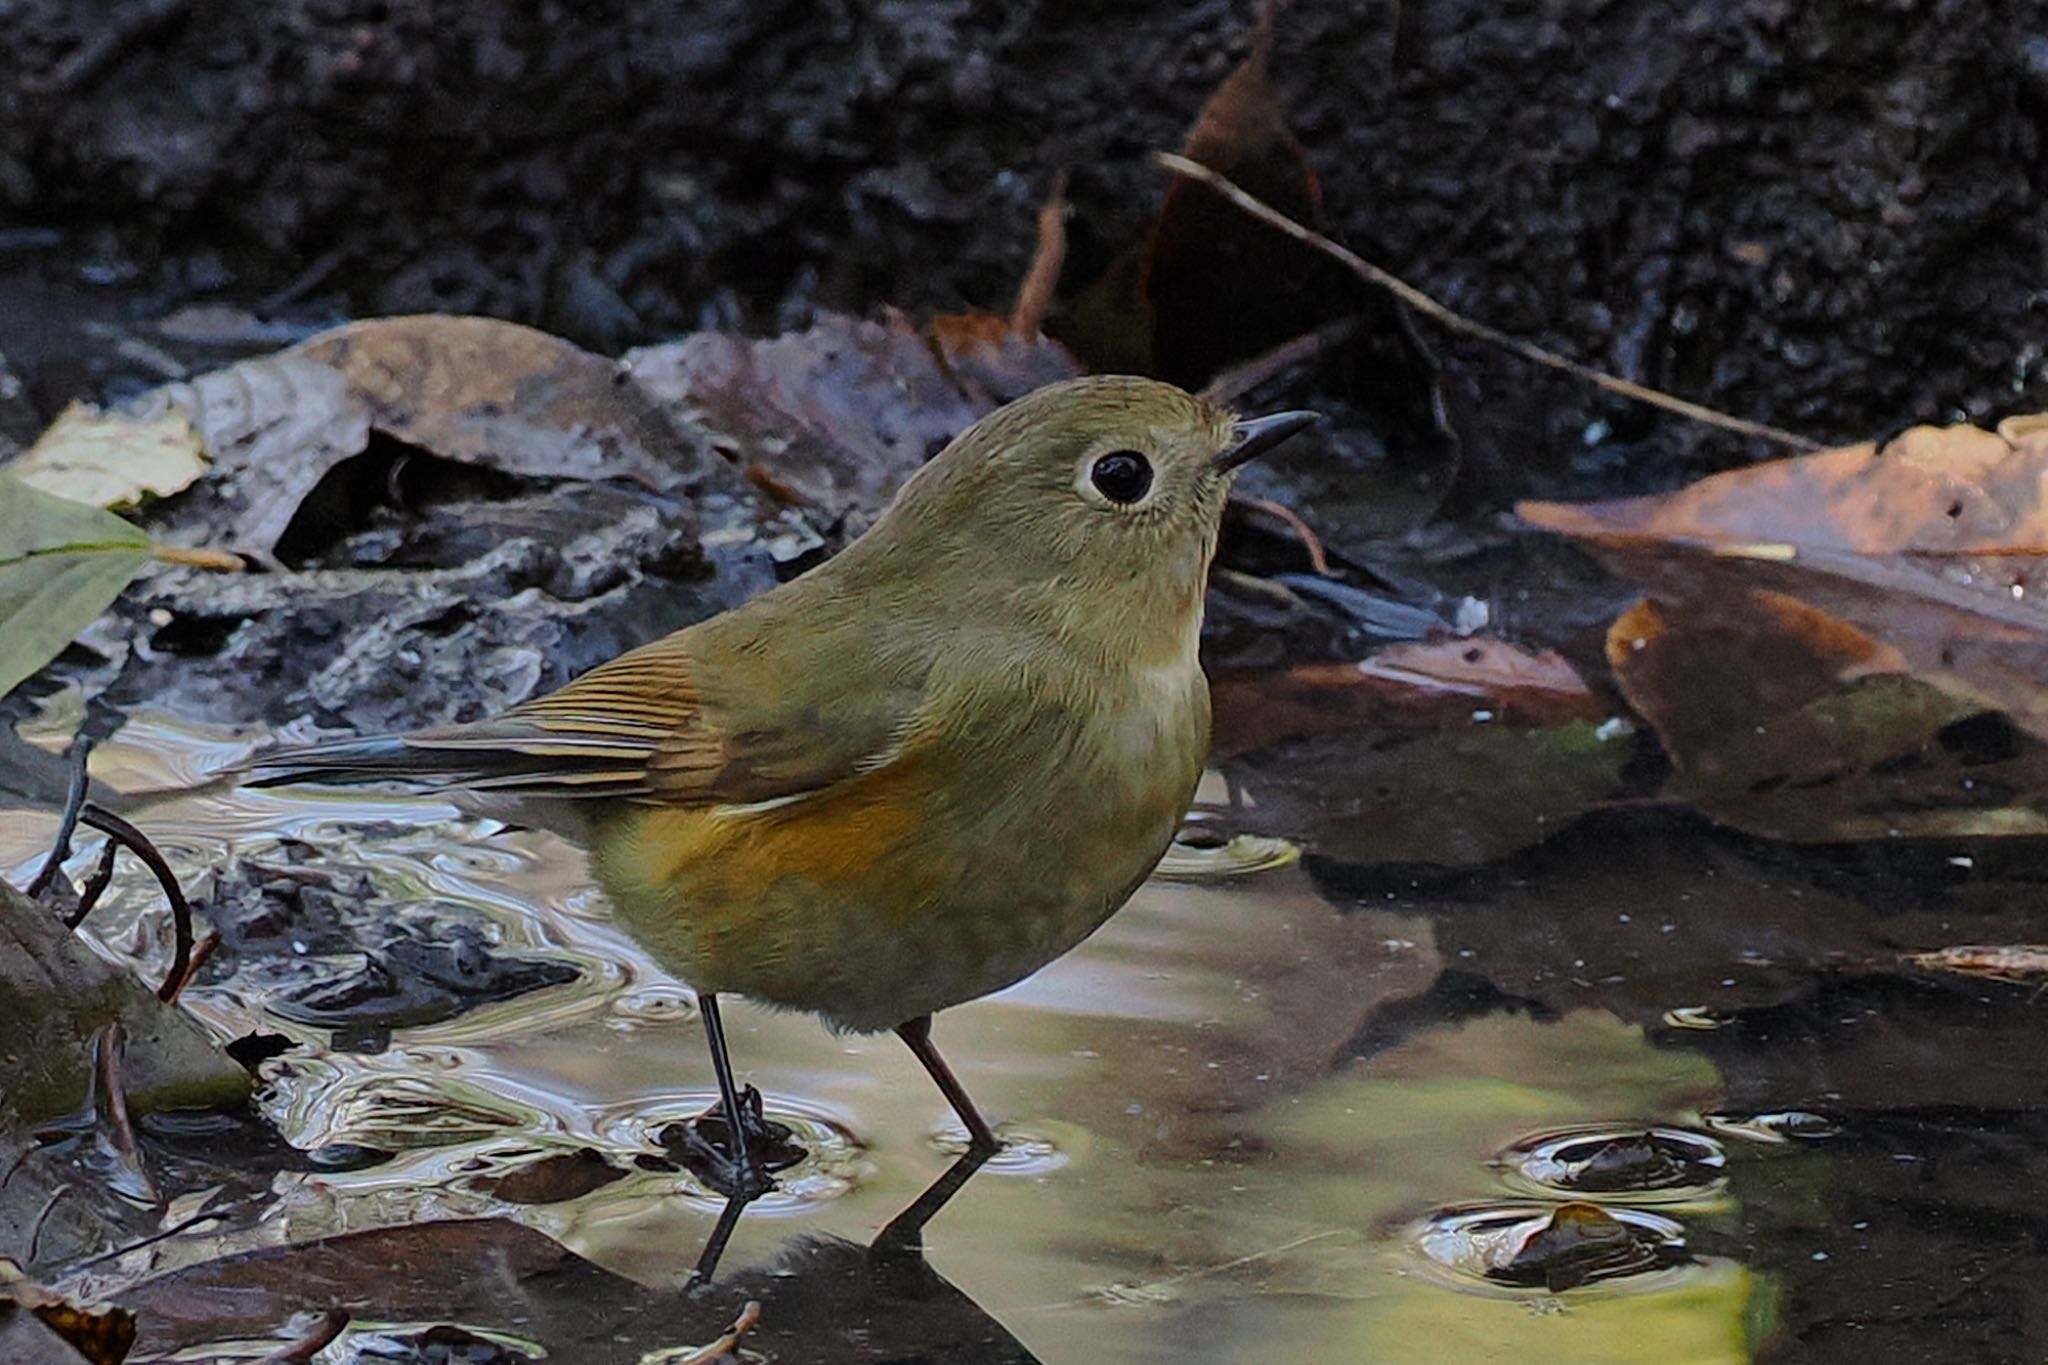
858;375;1316;661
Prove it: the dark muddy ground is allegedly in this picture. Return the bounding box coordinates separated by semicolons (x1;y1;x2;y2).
4;0;2044;500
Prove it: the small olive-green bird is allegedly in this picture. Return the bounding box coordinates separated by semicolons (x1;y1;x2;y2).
251;375;1314;1186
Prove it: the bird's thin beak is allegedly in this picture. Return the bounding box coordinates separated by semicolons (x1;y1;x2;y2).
1215;410;1320;472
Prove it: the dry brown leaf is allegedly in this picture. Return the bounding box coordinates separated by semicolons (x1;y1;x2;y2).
630;310;1077;532
131;314;708;555
926;311;1083;407
0;1260;135;1365
1521;416;2048;740
1144;0;1334;385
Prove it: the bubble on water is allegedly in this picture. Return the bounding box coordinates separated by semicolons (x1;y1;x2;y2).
1661;1005;1736;1030
1494;1125;1727;1204
1411;1201;1700;1295
607;982;700;1030
1153;825;1299;880
1702;1110;1840;1144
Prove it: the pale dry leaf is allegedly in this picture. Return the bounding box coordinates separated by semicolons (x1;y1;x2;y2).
8;400;207;509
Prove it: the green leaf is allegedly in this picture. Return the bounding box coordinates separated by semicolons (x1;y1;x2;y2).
0;473;151;699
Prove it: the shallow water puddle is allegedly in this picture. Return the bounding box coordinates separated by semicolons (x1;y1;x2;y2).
18;710;2048;1361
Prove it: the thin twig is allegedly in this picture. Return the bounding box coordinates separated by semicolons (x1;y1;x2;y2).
1200;316;1361;407
676;1301;763;1365
159;931;218;1005
25;1184;69;1265
91;1023;156;1204
1235;495;1333;575
1155;151;1821;451
150;544;246;571
257;1309;351;1364
64;840;120;931
76;805;193;1001
27;736;92;899
65;1190;265;1271
1009;170;1068;337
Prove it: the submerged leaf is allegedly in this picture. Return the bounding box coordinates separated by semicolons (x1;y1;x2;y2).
1604;594;2048;840
0;474;150;698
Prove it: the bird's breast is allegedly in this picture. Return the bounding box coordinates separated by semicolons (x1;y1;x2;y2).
589;645;1209;1029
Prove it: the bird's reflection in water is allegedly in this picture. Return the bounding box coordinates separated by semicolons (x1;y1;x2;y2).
678;1144;1042;1364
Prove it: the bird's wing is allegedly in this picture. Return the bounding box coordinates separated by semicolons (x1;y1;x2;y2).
246;629;918;807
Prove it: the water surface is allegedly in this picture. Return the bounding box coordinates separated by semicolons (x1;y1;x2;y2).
8;710;2047;1363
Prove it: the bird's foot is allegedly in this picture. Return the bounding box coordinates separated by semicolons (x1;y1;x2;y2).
667;1085;805;1199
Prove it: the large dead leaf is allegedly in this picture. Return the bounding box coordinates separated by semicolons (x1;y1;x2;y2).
0;475;151;699
0;1261;134;1365
1059;0;1341;385
126;314;713;556
1521;416;2048;741
628;310;1078;532
121;1218;635;1354
6;402;207;509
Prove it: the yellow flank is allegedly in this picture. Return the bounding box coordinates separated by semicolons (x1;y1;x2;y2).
634;762;936;915
591;749;971;1026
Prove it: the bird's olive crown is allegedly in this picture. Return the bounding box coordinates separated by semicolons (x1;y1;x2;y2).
878;375;1240;559
828;376;1245;659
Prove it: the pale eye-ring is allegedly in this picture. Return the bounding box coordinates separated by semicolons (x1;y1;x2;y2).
1089;450;1153;504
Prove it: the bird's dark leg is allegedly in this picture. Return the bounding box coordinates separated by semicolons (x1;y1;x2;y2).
895;1014;1000;1155
697;992;765;1192
689;1191;753;1287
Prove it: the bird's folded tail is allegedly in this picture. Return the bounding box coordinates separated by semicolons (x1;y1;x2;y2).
242;723;658;798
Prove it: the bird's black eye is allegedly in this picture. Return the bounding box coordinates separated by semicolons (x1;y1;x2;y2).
1089;450;1153;504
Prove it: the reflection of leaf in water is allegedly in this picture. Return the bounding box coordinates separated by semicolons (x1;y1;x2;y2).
0;473;150;698
1604;593;2048;840
286;1071;543;1152
1016;1010;1750;1362
1226;719;1629;867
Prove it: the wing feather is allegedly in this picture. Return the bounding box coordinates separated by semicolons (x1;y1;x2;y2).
245;621;919;809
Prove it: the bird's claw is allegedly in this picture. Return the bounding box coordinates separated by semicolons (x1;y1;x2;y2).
672;1084;805;1199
